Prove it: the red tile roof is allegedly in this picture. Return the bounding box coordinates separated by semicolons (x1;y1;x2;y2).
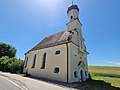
29;30;73;52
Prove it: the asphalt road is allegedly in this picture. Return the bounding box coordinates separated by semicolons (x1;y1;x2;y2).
0;71;71;90
0;76;22;90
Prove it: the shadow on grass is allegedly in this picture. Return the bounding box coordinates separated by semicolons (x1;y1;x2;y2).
75;79;120;90
91;73;120;78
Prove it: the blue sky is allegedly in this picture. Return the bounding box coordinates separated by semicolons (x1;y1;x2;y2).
0;0;120;66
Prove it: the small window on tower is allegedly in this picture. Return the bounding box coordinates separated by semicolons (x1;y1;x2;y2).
71;16;73;19
78;61;82;66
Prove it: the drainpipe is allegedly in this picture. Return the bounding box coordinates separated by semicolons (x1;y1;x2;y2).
66;43;69;83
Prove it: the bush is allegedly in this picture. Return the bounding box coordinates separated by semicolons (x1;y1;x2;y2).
1;57;17;72
11;59;24;73
0;56;9;71
0;56;24;73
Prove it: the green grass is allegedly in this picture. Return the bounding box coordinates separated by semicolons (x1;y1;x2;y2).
17;73;26;77
74;79;120;90
74;66;120;90
89;66;120;78
92;75;120;88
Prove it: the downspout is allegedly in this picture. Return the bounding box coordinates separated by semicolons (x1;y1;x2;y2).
66;31;74;83
66;43;69;83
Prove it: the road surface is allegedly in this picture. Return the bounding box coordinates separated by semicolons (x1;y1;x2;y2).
0;76;22;90
0;71;72;90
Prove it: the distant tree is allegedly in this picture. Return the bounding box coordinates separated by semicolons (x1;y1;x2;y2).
0;42;16;58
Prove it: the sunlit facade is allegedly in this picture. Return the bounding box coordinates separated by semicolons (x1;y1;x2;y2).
23;3;89;83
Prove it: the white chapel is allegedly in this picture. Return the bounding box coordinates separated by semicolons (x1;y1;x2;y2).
23;3;89;83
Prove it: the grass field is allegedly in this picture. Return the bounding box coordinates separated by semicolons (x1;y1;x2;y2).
75;66;120;90
89;66;120;78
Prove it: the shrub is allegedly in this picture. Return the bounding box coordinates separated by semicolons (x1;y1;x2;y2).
11;59;24;73
0;56;9;71
0;56;24;73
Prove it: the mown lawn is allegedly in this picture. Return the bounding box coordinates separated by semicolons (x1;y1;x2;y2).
74;66;120;90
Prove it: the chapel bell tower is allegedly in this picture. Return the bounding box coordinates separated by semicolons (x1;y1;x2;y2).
67;2;79;22
67;2;82;31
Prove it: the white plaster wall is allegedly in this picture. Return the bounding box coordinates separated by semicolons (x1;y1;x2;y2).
68;9;79;21
68;43;79;83
24;44;67;82
68;43;89;83
67;20;80;30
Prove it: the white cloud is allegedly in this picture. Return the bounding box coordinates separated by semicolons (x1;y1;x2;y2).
106;61;120;66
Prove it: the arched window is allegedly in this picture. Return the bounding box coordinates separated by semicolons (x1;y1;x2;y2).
24;56;28;68
74;71;78;78
85;71;87;76
78;61;82;66
41;53;46;69
71;16;73;20
31;54;37;68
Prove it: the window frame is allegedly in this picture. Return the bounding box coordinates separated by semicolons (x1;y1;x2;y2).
74;71;78;78
54;67;60;73
78;61;82;66
85;71;87;76
31;54;37;68
55;50;61;55
24;56;28;68
41;52;47;69
71;16;73;20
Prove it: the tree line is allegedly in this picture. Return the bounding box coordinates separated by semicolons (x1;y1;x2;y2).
0;42;24;73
